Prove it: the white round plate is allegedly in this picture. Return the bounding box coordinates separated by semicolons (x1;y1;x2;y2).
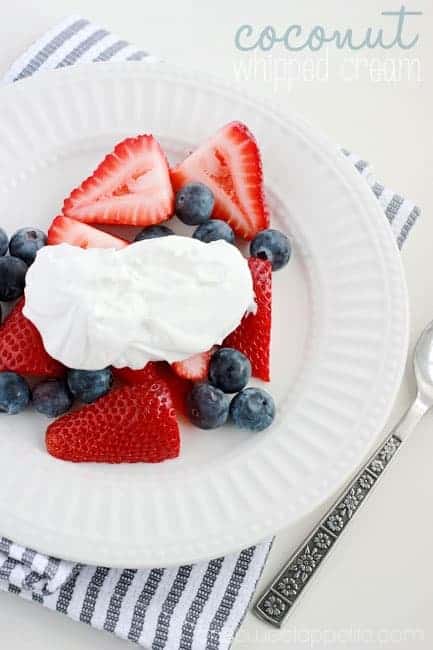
0;63;408;568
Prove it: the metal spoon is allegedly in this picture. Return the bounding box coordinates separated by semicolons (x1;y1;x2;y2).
255;320;433;627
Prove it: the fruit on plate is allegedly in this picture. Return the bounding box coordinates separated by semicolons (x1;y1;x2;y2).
114;361;191;416
48;215;127;249
46;381;180;463
63;135;174;227
186;382;229;429
175;182;215;225
193;219;235;244
250;228;291;271
170;122;269;240
134;225;174;241
223;258;272;381
172;348;214;382
0;228;9;257
0;256;27;302
181;346;276;432
208;347;251;393
9;227;47;266
0;371;31;415
32;379;73;418
230;387;275;432
0;299;64;378
67;368;113;404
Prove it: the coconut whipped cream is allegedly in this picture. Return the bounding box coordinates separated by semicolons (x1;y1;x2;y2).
24;237;255;370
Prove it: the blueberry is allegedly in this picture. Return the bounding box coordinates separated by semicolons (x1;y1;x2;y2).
230;387;275;432
0;256;27;301
134;225;174;242
187;382;229;429
9;227;47;266
67;368;112;403
32;379;73;418
209;348;251;393
193;219;235;244
0;228;8;256
0;372;30;414
250;229;291;271
176;182;215;225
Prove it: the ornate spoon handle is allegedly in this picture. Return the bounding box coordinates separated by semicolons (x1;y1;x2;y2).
254;432;401;626
254;396;429;627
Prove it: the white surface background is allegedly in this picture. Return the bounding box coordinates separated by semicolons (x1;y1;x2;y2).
0;1;432;648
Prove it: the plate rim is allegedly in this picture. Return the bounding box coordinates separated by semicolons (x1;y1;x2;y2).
0;62;409;567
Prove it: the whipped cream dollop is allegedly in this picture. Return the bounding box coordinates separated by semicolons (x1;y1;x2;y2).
24;237;255;370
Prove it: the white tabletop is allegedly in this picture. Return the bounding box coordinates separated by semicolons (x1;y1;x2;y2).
0;1;432;648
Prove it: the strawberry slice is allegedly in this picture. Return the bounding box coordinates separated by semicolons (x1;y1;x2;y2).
223;258;271;381
0;298;64;378
48;215;128;249
46;381;180;463
63;135;174;227
114;361;191;417
172;349;214;382
170;122;269;240
113;364;160;386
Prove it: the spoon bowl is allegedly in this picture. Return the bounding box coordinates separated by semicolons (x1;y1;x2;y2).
414;320;433;402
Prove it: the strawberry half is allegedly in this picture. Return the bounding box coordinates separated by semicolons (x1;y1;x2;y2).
113;363;161;386
172;349;214;382
223;258;271;381
46;381;180;463
63;135;174;227
170;122;269;240
114;361;191;417
0;298;64;378
48;215;128;249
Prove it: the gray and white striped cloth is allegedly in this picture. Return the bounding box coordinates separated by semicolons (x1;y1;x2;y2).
0;14;420;650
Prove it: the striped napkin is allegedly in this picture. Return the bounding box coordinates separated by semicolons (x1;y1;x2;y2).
0;15;420;650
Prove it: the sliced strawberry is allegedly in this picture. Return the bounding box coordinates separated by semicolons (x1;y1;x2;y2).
170;122;269;240
113;363;160;386
0;298;64;378
63;135;174;227
114;361;191;417
223;258;271;381
172;349;214;382
46;381;180;463
48;215;128;249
